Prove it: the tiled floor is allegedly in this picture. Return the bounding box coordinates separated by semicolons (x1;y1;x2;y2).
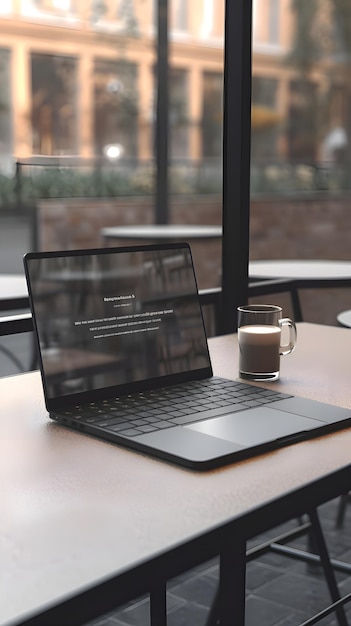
85;498;351;626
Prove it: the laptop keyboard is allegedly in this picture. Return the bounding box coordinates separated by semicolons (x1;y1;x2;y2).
55;378;292;439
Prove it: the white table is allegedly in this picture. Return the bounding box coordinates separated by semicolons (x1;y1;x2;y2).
1;324;351;626
249;259;351;284
101;224;222;243
337;310;351;328
0;274;29;312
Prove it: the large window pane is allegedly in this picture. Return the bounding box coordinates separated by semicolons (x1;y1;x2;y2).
169;0;225;291
250;0;351;325
0;0;225;375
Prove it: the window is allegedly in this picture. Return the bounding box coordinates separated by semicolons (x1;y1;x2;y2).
31;54;78;155
251;76;279;159
1;0;228;377
169;68;189;159
171;0;187;33
22;0;75;17
0;50;12;174
252;0;281;48
0;0;12;14
93;59;138;158
250;0;351;326
200;0;224;40
202;72;223;158
268;0;279;44
287;80;317;161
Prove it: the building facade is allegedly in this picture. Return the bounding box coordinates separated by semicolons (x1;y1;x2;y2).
0;0;348;175
0;0;225;172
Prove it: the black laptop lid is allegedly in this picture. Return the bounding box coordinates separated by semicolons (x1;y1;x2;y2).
24;243;212;410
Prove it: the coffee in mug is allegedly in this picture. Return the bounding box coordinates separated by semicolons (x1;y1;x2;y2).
237;305;296;381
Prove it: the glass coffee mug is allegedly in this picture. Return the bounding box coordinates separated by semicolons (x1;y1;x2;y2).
237;305;297;381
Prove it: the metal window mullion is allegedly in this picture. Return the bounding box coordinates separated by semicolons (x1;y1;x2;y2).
221;0;253;334
155;0;169;224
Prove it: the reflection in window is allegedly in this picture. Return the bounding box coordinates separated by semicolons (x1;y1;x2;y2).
31;54;77;155
202;71;223;158
93;59;138;158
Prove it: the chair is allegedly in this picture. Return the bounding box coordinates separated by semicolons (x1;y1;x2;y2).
0;313;35;372
336;493;351;529
0;205;38;272
0;204;37;373
206;507;350;626
0;313;33;336
248;278;303;321
199;278;303;337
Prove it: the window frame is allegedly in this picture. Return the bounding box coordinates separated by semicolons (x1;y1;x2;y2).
221;0;252;333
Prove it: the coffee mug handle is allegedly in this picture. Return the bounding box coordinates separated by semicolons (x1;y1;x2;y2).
279;318;297;355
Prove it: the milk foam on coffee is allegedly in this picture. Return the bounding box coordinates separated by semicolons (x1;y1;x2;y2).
238;324;281;374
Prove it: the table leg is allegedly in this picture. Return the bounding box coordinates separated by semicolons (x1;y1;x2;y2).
150;582;167;626
308;508;348;626
206;539;246;626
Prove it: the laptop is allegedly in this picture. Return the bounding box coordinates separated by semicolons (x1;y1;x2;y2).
24;243;351;470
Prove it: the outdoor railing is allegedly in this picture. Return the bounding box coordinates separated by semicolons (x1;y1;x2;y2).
0;157;348;209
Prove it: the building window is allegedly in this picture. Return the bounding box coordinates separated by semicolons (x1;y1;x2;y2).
31;54;77;155
251;76;279;159
202;71;223;157
268;0;279;44
288;80;318;161
0;0;12;14
22;0;75;16
252;0;280;47
169;68;189;159
171;0;187;33
200;0;224;40
93;59;139;158
0;49;12;174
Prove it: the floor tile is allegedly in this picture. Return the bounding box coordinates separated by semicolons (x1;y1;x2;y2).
255;570;336;618
246;561;283;592
245;595;296;626
166;602;209;626
84;498;351;626
168;572;218;608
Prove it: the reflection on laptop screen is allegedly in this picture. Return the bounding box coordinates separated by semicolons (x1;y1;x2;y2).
27;246;210;399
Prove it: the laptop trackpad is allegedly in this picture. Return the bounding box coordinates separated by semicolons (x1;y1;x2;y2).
186;408;319;447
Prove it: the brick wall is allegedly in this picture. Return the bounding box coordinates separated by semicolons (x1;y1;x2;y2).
250;194;351;261
37;193;351;325
37;195;223;289
249;194;351;325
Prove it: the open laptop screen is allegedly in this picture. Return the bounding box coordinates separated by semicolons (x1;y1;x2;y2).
25;244;211;403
